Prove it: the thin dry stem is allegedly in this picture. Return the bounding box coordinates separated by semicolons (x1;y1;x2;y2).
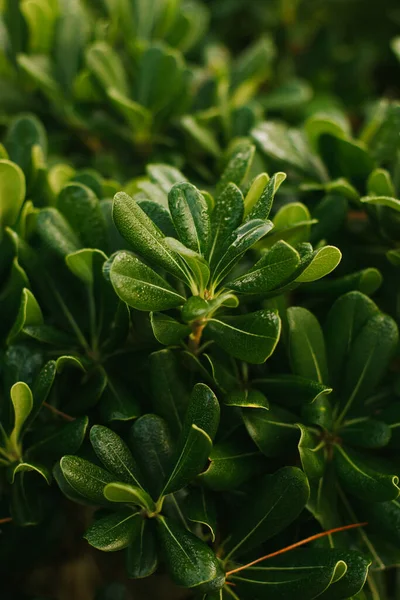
226;522;368;577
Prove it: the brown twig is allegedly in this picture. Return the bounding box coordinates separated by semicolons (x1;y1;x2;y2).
226;522;368;577
0;517;12;525
188;320;206;354
43;402;75;422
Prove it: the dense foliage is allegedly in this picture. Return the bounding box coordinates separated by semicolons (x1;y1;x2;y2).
1;1;400;599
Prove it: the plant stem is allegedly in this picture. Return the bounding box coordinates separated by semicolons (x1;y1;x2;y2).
225;522;368;577
43;402;75;422
188;320;206;354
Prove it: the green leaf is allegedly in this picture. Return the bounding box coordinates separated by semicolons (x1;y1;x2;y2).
104;483;156;512
126;518;158;578
243;172;270;217
108;88;152;136
109;252;185;311
149;349;189;436
7;287;43;344
270;202;314;246
130;415;173;499
303;268;382;297
310;193;348;244
216;142;255;196
10;461;51;485
186;487;217;542
231;549;366;600
20;0;57;54
319;134;374;186
0;159;26;235
90;425;142;488
65;248;107;285
367;168;395;197
112;192;187;280
59;456;115;505
9;381;33;448
340;419;391;449
57;183;108;251
54;0;88;92
161;383;220;496
228;240;300;294
252;121;326;180
209;183;244;265
156;516;225;591
27;416;89;462
206;309;281;364
325;292;379;390
99;373;140;423
295;246;342;283
85;509;141;552
245;171;286;221
146;164;187;195
164;237;210;292
360;195;400;212
317;549;371;599
211;219;274;287
180;115;221;158
338;313;398;420
225;467;309;558
5;114;47;185
243;403;299;457
36;207;80;257
287;307;329;384
253;375;332;408
298;424;326;480
150;312;190;346
86;41;129;96
225;389;269;410
199;436;266;491
136;198;176;237
168;182;211;255
334;445;399;502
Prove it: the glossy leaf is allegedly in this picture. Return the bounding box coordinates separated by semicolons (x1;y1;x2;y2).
228;240;300;294
161;383;219;496
199;436;266;491
90;425;142;488
186;487;217;542
243;403;299;457
150;312;190;346
85;509;141;552
168;182;210;255
253;375;332;408
103;482;155;512
206;309;281;364
216;142;255;196
0;159;26;235
225;467;309;558
58;183;108;250
149;350;189;436
59;456;115;505
27;416;89;462
287;307;329;384
295;246;342;283
109;252;185;311
211;219;274;286
126;518;158;578
130;415;173;499
156;516;225;591
209;182;244;265
334;445;399;502
245;171;286;221
112;192;187;280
